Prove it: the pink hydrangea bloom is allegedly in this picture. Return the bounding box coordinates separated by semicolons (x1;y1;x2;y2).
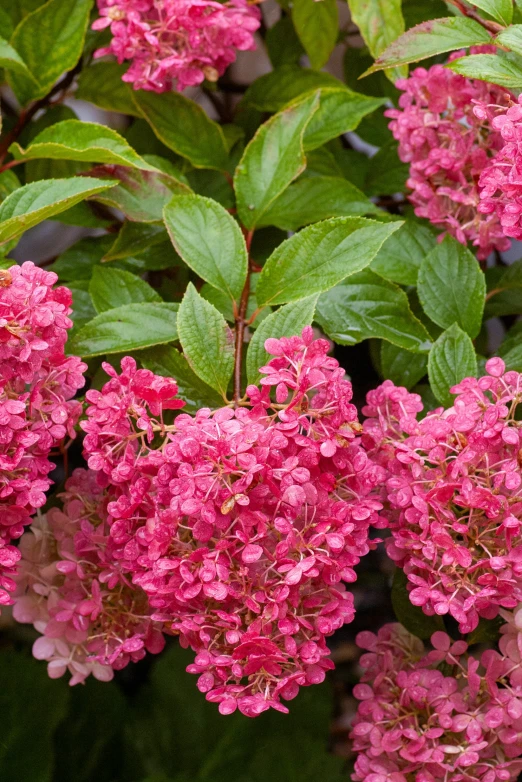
351;623;522;781
79;328;385;715
363;359;522;634
0;263;86;605
477;94;522;241
386;50;511;260
92;0;262;92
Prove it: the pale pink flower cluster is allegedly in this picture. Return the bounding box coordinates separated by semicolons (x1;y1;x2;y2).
351;622;522;781
71;328;385;715
476;95;522;241
363;358;522;635
386;50;511;260
0;263;86;607
92;0;261;92
14;469;165;685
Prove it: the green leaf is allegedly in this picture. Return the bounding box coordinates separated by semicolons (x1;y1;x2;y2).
256;216;403;307
259;175;379;230
446;52;522;89
428;323;477;406
0;177;116;245
496;24;522;55
316;270;431;351
103;222;167;262
380;342;428;389
0;169;21;202
391;569;444;640
87;165;191;222
265;16;305;68
292;0;338;69
234;91;320;230
177;284;234;398
365;141;409;196
371;220;437;286
348;0;407;82
242;65;341;112
164;195;248;301
303;88;386;151
0;34;33;77
499;320;522;359
140;345;223;412
69;302;179;358
68;281;97;337
9;0;93;105
470;0;513;25
10;120;158;170
246;296;318;385
132;91;229;170
76;61;141;116
89;267;161;314
417;236;486;339
364;17;491;75
0;651;69;782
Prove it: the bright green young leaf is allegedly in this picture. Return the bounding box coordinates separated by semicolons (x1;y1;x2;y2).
316;270;431;351
242;66;341;112
348;0;407;82
10;120;158;170
177;283;235;398
76;61;142;116
364;17;491;75
380;342;428;389
103;222;167;262
391;569;444;639
256;217;402;307
246;296;318;385
234;92;319;230
496;25;522;55
0;177;116;245
371;220;437;286
89;267;161;314
87;165;191;222
417;236;486;339
447;53;522;90
471;0;513;25
140;345;223;412
69;302;179;358
293;0;338;70
164;195;248;301
265;16;305;68
258;176;379;230
302;88;386;151
428;323;478;406
0;34;34;78
9;0;93;105
132;90;229;170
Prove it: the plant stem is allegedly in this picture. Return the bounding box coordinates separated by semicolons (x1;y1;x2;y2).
233;229;254;404
445;0;502;33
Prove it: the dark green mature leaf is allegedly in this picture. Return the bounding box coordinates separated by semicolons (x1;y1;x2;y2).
242;66;341;112
87;165;191;222
303;88;386;151
0;34;34;78
428;323;477;406
380;342;428;388
140;345;223;412
467;616;504;645
68;281;97;338
69;302;179;357
10;120;157;170
316;270;431;351
496;24;522;56
417;236;486;338
9;0;93;105
76;61;142;116
164;195;248;301
266;16;305;68
0;177;116;245
0;169;21;202
89;267;161;313
256;217;402;307
471;0;513;25
133;91;229;170
259;176;379;230
0;651;69;782
365;141;409;196
235;92;319;230
103;222;167;261
392;569;444;640
499;320;522;359
447;53;522;89
348;0;407;82
246;296;318;384
371;220;436;285
484;260;522;316
364;17;491;75
177;284;234;398
293;0;338;69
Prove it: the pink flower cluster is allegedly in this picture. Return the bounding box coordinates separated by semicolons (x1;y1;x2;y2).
93;0;261;92
386;50;511;260
0;263;86;607
363;358;522;635
476;95;522;241
351;622;522;781
54;327;384;715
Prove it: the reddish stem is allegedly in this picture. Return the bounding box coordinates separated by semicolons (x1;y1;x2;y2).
233;229;254;404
